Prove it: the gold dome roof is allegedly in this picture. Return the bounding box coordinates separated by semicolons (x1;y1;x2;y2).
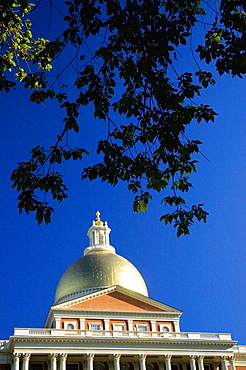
55;251;148;303
54;212;148;304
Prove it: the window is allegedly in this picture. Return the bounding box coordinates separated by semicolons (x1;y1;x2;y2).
159;324;171;332
121;364;130;370
136;324;148;331
99;234;104;244
89;323;101;330
67;364;78;370
113;323;125;331
30;364;43;370
147;364;154;370
162;326;170;332
94;363;105;370
64;321;76;330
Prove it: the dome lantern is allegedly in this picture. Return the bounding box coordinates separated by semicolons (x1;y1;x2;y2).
84;211;116;255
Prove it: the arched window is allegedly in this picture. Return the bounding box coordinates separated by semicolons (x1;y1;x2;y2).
147;364;154;370
121;364;130;370
67;323;75;330
94;363;105;370
162;326;170;332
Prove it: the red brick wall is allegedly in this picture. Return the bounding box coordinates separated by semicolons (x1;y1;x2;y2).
156;321;175;331
133;320;151;331
60;318;80;329
84;318;104;329
109;319;128;330
68;292;163;312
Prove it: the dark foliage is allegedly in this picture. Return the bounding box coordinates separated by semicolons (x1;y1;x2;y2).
1;0;246;234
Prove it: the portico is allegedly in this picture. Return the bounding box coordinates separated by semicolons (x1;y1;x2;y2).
12;351;237;370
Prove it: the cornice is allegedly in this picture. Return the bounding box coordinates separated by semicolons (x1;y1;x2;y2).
9;335;237;348
52;309;180;318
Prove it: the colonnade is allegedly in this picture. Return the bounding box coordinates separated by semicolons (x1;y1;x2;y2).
12;353;237;370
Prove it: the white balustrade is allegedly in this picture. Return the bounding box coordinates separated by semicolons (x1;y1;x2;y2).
12;328;232;341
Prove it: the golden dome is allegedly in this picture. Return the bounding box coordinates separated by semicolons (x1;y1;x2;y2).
55;251;148;303
54;212;148;304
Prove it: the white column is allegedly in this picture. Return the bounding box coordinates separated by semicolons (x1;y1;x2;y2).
150;320;156;332
221;357;228;370
128;320;133;331
50;354;57;370
60;354;67;370
23;354;31;370
104;319;110;331
173;321;180;332
114;354;121;370
197;356;204;370
79;318;85;330
228;358;236;370
190;356;196;370
87;353;95;370
165;355;172;370
55;318;61;329
12;353;21;370
139;355;147;370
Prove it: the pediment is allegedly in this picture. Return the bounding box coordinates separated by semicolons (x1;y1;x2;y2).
51;286;182;313
65;291;164;311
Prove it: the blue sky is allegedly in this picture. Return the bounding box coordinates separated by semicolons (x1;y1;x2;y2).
0;2;245;344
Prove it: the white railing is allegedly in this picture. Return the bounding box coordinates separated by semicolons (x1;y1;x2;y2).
233;345;246;353
13;328;232;341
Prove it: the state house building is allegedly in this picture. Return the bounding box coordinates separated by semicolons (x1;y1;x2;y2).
1;213;245;370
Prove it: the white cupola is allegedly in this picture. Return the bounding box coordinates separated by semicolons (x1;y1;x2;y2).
84;211;116;255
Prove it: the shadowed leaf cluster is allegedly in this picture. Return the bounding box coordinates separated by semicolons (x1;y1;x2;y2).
2;0;246;235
